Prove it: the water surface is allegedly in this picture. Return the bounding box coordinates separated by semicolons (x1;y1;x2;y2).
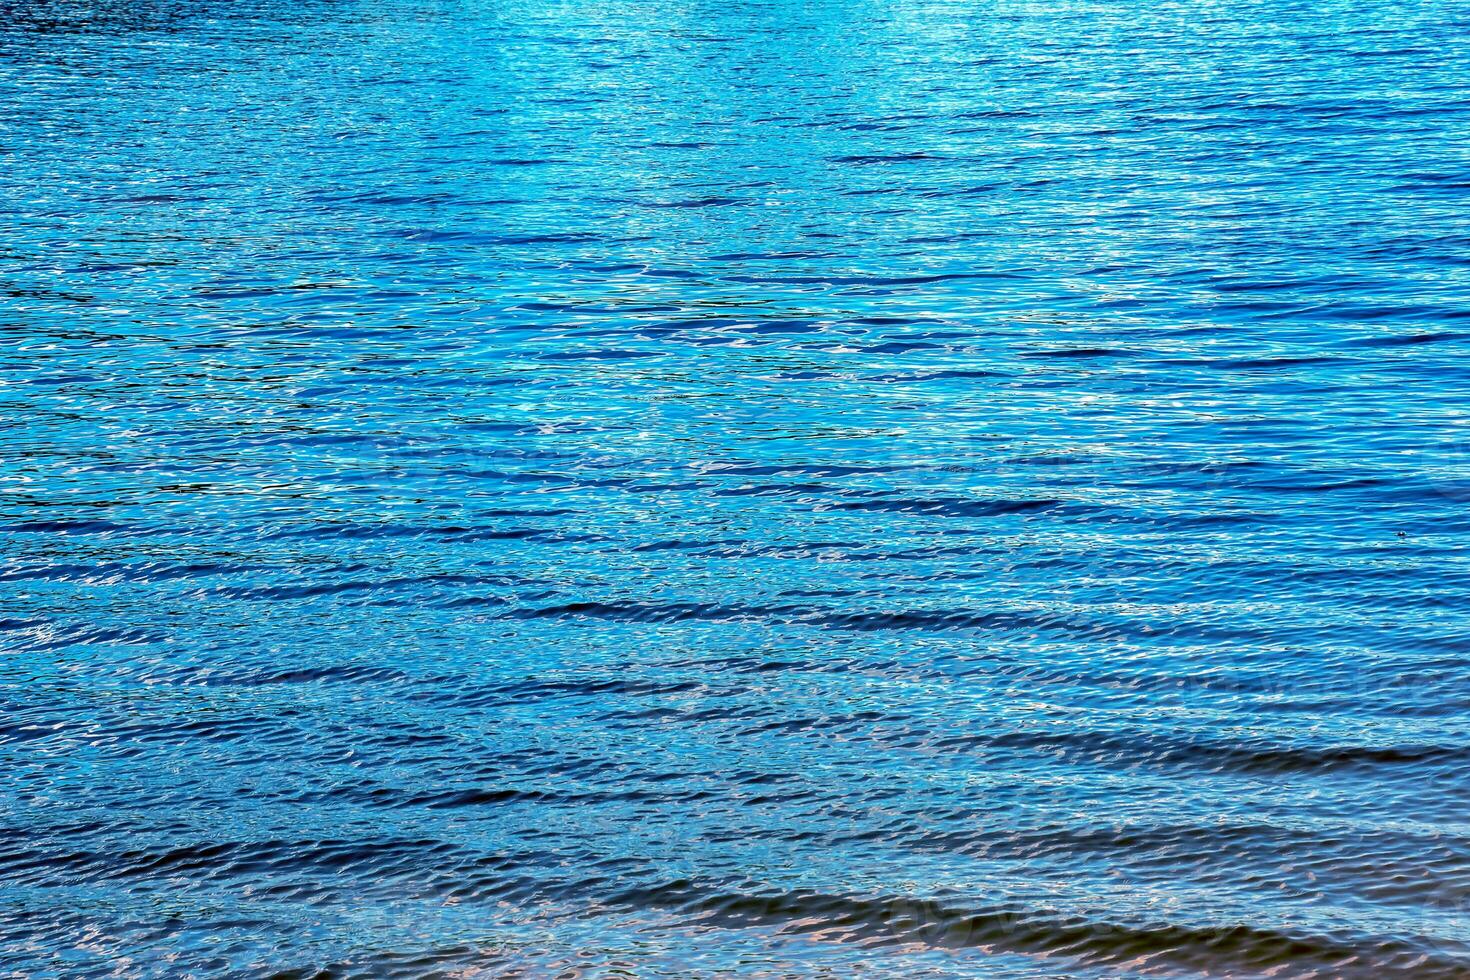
4;0;1470;975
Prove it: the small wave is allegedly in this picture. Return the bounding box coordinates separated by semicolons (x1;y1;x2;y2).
821;497;1061;517
605;880;1464;977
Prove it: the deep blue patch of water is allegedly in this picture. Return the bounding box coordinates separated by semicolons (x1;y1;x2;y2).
3;0;1470;975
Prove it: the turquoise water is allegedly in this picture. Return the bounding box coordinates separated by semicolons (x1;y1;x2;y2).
4;0;1470;975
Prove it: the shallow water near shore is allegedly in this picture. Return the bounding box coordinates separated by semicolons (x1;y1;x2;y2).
4;0;1470;976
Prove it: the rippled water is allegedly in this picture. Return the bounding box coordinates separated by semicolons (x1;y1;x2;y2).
4;0;1470;975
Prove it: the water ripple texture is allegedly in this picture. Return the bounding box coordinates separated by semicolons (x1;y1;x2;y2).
4;0;1470;976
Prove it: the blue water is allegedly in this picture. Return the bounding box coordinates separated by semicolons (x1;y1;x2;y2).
4;0;1470;975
